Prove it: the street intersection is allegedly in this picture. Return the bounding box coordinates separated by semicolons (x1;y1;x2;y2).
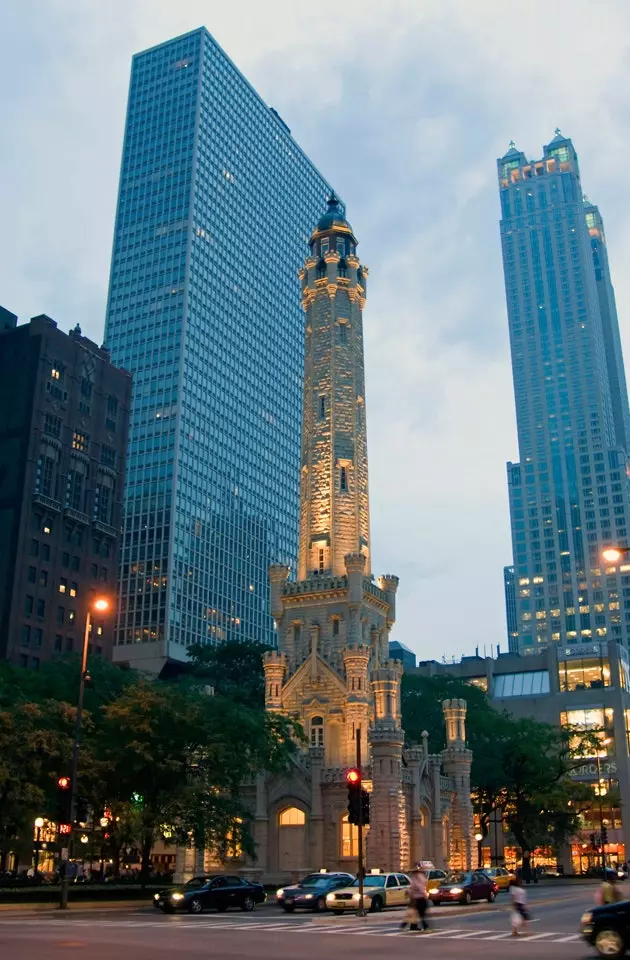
0;884;602;959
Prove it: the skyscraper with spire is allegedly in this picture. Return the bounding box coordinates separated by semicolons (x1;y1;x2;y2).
498;132;630;654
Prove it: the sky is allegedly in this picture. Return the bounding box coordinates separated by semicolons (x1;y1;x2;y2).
2;0;630;663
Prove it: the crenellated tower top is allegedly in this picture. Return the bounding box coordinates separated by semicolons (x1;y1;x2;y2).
297;194;371;580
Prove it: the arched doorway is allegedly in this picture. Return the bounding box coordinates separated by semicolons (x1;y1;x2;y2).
278;806;306;873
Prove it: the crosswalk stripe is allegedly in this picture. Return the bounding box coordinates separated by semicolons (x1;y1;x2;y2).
526;933;561;940
484;933;514;940
448;930;496;938
554;934;580;942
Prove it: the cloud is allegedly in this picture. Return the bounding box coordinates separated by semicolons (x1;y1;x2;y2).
2;0;630;661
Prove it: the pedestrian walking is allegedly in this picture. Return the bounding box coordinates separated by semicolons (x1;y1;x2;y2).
403;865;430;933
596;868;622;906
510;875;529;937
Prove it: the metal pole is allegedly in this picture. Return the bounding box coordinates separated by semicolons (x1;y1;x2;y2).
34;828;41;875
493;811;499;865
356;728;365;918
59;609;91;910
596;753;604;873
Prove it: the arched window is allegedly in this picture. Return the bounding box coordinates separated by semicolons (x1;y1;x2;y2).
316;258;327;279
278;806;306;826
310;715;324;748
341;814;358;857
338;258;347;278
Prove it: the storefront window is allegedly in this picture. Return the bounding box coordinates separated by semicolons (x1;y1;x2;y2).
560;706;614;757
341;815;358;858
558;657;611;692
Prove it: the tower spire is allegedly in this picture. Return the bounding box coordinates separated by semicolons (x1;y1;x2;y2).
297;203;371;579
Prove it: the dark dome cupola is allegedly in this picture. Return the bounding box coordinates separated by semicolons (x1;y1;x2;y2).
309;192;357;259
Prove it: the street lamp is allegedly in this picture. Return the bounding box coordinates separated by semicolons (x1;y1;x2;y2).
33;817;44;875
475;832;484;870
59;595;111;910
601;545;630;565
596;736;612;872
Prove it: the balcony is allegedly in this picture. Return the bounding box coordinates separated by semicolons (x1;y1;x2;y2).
93;519;118;538
32;493;61;513
64;507;90;526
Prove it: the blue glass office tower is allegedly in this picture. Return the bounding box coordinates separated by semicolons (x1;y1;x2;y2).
499;133;630;655
105;29;336;670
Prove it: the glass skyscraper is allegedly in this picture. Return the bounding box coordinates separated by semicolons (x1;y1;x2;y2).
499;133;630;655
105;28;335;670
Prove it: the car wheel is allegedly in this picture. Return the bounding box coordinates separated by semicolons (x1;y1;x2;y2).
189;897;203;914
487;890;496;903
315;898;326;913
282;904;295;913
370;896;384;913
462;891;472;905
241;896;255;912
594;928;625;958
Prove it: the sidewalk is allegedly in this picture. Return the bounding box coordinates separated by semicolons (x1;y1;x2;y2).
0;900;151;914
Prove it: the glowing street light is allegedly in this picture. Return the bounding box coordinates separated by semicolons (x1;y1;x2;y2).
59;595;112;910
602;546;630;564
475;832;484;869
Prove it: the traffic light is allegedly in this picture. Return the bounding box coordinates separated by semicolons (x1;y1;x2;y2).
346;768;361;825
601;824;608;846
75;797;89;825
56;775;72;832
361;789;370;825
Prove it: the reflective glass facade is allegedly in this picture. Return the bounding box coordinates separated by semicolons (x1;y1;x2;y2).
105;28;335;667
499;134;630;655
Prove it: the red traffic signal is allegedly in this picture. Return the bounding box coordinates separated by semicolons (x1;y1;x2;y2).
58;823;72;835
57;776;71;790
346;768;360;785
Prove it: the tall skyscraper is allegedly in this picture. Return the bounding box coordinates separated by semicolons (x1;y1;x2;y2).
499;133;630;654
105;28;336;672
0;310;130;666
503;565;518;653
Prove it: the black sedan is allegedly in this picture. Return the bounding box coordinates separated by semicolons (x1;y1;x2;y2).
582;900;630;958
154;874;266;914
276;873;355;912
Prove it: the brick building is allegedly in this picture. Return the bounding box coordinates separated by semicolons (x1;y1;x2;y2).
0;309;131;666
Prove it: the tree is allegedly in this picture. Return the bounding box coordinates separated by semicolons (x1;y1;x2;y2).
187;640;268;707
88;678;299;883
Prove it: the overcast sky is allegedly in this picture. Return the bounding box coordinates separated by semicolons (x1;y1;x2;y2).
2;0;630;663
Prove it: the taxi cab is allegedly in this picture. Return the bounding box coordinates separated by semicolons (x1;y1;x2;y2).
483;866;515;891
326;871;410;913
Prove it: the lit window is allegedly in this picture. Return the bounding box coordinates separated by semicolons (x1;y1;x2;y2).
278;807;305;826
51;368;61;380
69;583;78;598
341;815;359;857
72;432;89;453
43;525;51;536
58;578;67;594
494;671;550;698
310;716;324;748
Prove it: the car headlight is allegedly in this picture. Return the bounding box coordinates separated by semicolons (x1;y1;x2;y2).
304;894;313;900
449;887;463;894
428;888;438;895
353;892;361;900
276;888;285;899
326;893;335;902
154;893;160;901
171;893;184;901
581;911;593;923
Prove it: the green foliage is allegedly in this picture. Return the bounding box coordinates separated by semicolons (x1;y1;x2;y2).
187;639;268;707
0;650;296;877
401;672;598;859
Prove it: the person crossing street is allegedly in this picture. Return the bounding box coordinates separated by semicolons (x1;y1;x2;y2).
406;865;430;933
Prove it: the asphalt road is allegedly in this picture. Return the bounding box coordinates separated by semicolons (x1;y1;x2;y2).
0;884;605;959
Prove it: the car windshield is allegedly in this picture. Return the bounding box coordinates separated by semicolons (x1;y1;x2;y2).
299;878;332;889
352;876;385;888
184;877;209;889
445;873;468;884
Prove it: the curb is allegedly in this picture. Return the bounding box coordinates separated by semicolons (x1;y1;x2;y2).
0;901;150;914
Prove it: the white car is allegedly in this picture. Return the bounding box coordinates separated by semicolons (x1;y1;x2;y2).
326;872;410;913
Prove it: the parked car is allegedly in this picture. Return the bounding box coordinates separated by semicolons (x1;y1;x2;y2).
427;869;448;885
483;867;515;891
581;901;630;958
276;872;355;912
428;871;497;906
153;875;266;914
326;872;411;913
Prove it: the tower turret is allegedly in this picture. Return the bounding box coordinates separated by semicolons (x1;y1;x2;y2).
441;699;474;870
263;650;287;711
298;194;371;580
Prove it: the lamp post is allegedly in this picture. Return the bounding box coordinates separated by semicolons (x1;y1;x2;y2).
475;832;484;870
59;596;110;910
33;818;44;875
596;736;612;873
602;545;630;564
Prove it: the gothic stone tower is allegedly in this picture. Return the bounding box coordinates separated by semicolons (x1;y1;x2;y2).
441;699;474;871
264;196;408;871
